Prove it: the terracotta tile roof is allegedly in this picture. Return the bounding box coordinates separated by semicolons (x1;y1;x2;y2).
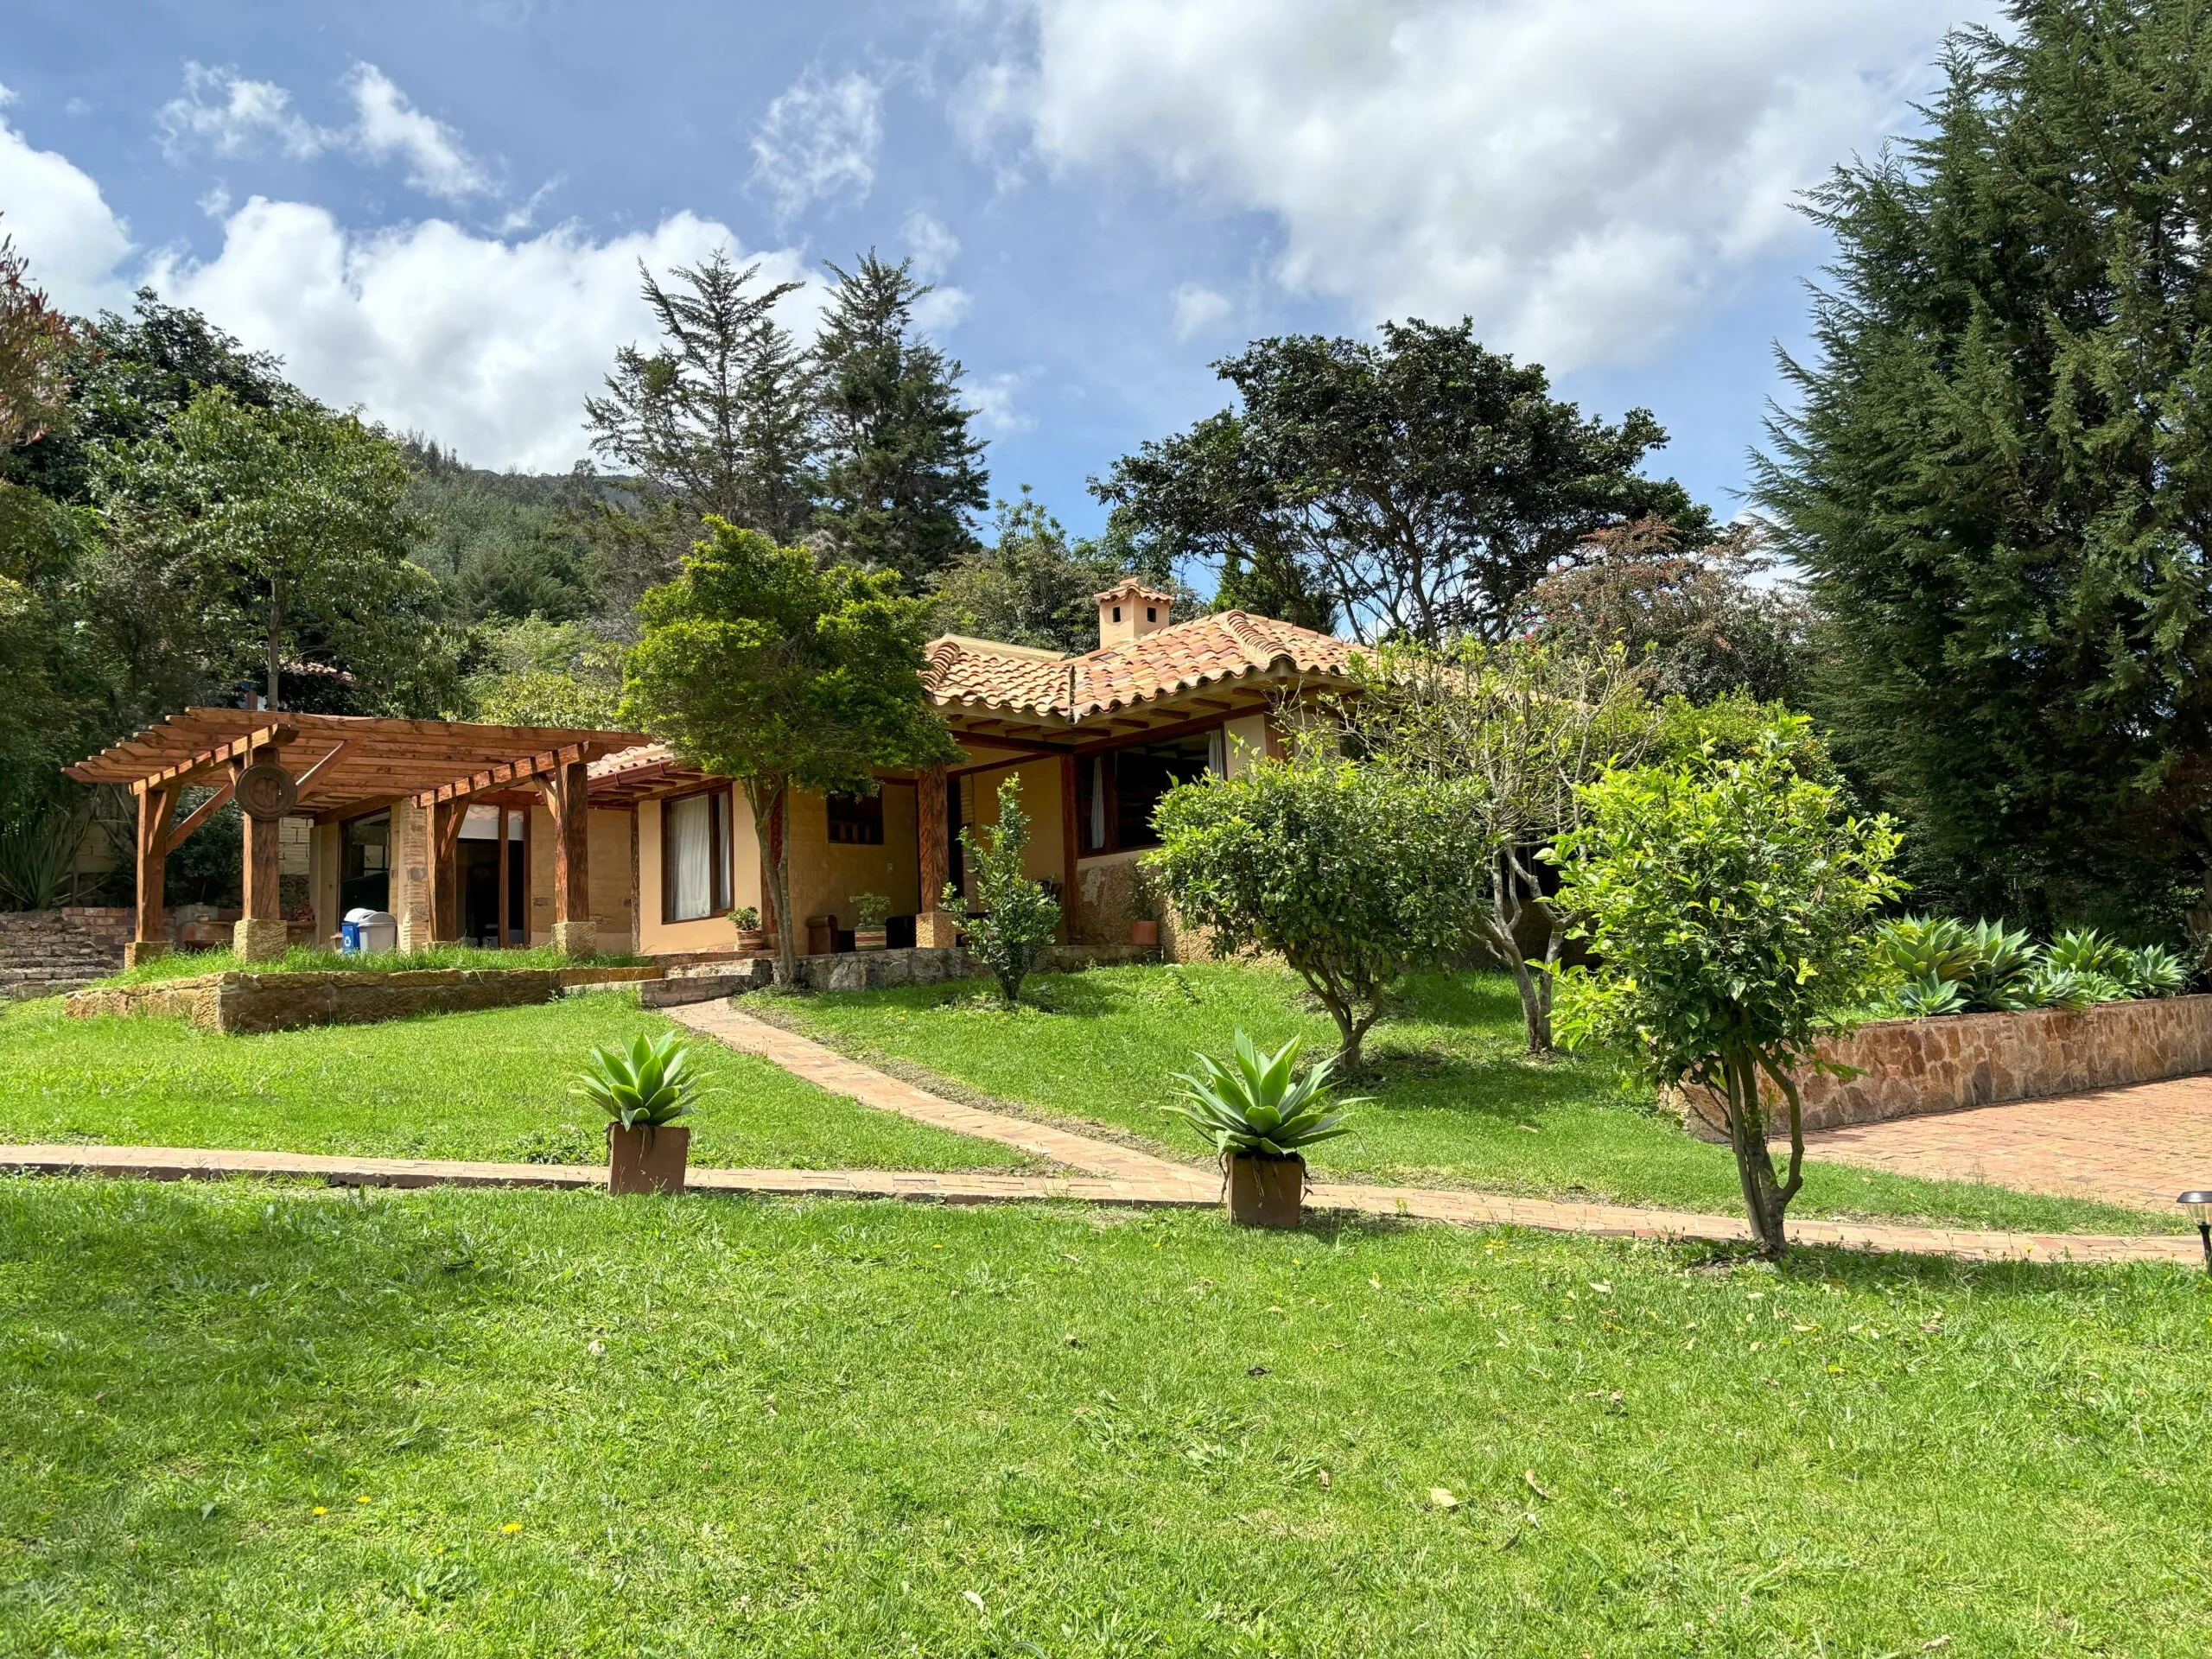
924;611;1353;724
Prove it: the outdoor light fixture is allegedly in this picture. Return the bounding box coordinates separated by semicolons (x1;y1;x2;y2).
2181;1192;2212;1274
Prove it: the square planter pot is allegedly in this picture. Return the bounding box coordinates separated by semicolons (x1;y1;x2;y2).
855;926;888;952
607;1124;690;1196
1225;1154;1304;1228
1129;920;1160;948
734;928;767;957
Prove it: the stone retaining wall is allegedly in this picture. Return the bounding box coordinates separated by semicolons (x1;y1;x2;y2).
1679;993;2212;1139
67;964;662;1035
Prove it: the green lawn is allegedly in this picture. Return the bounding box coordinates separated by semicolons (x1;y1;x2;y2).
2;1178;2205;1655
779;963;2177;1234
0;996;1027;1173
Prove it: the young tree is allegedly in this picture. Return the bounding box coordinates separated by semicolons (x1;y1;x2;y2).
1334;637;1653;1051
1526;519;1811;708
940;774;1061;1006
812;252;988;585
1550;722;1903;1259
623;521;958;982
98;388;441;713
1756;1;2212;925
584;250;815;561
0;219;71;453
1145;743;1481;1067
1096;321;1707;645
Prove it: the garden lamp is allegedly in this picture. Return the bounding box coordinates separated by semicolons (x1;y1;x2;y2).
2181;1192;2212;1274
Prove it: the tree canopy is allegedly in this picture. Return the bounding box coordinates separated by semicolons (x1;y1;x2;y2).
1758;0;2212;931
1096;321;1707;645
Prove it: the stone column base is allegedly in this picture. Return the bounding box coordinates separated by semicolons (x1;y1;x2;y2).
232;917;289;963
914;910;963;949
550;919;594;958
124;939;169;968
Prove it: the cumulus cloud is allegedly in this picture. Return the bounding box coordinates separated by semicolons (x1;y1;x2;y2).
0;89;135;314
964;369;1030;435
1171;282;1231;340
343;64;495;201
751;71;882;219
983;0;1987;369
157;62;327;162
902;208;969;330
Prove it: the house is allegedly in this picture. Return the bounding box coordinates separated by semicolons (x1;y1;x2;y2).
65;582;1352;964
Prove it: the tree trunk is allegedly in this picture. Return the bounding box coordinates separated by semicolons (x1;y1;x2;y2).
745;779;798;986
1722;1049;1791;1258
266;580;284;712
1486;851;1552;1053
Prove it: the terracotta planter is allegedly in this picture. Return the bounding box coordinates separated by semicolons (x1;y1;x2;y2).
607;1124;690;1196
855;926;888;952
735;927;766;957
1128;920;1160;948
1225;1153;1304;1228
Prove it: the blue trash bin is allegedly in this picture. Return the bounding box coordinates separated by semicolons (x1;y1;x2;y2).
340;920;361;953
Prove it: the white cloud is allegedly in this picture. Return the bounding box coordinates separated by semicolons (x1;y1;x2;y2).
964;369;1030;435
751;71;882;219
903;208;960;280
0;89;135;314
1171;282;1231;340
148;199;816;470
157;62;327;163
988;0;1988;370
343;64;494;202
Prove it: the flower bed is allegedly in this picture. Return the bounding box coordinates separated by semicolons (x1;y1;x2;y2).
1679;992;2212;1138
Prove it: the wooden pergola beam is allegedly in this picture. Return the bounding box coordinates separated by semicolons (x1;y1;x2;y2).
165;779;235;851
411;742;595;808
132;724;296;796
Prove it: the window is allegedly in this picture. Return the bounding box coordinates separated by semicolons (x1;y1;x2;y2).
661;789;731;923
339;810;390;916
827;791;884;845
1076;729;1221;855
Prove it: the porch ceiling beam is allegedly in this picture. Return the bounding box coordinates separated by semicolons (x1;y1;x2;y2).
411;742;591;808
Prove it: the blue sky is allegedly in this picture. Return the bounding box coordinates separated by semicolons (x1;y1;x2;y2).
3;0;1989;544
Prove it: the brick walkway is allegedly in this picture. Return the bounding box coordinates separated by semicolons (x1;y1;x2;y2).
1801;1075;2212;1214
0;1141;2194;1265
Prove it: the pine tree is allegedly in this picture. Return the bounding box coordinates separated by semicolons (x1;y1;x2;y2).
812;252;988;585
1757;0;2212;929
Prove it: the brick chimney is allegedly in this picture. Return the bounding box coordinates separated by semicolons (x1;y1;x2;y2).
1095;578;1174;649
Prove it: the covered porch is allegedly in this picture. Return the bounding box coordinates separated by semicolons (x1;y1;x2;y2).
66;711;648;963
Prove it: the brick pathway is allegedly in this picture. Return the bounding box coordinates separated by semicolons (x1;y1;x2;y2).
0;1141;2195;1265
1800;1075;2212;1215
664;1002;1218;1196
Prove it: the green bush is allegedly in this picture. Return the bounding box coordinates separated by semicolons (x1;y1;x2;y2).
941;775;1060;1007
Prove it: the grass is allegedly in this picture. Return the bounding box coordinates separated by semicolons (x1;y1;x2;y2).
0;995;1026;1173
2;1177;2206;1655
93;942;655;988
779;963;2179;1235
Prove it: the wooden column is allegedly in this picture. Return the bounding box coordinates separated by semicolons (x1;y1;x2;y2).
913;769;956;949
545;757;592;957
1058;753;1081;945
495;804;511;949
626;802;641;955
129;786;177;966
235;743;288;963
430;799;464;942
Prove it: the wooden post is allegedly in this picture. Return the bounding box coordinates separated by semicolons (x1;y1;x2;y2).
236;747;285;963
915;764;954;948
430;800;464;942
546;757;592;957
495;804;511;949
626;802;641;956
1058;753;1080;945
128;786;176;966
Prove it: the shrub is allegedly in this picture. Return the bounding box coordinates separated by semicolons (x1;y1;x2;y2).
573;1031;710;1135
1162;1032;1363;1161
941;775;1060;1007
850;892;891;930
728;906;760;931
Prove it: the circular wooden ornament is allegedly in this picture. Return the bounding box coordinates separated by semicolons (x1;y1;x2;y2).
235;761;297;822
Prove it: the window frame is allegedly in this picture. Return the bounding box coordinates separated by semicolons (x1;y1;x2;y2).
1077;724;1224;857
658;784;732;925
826;790;886;846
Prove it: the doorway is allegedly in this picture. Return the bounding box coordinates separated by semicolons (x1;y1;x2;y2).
457;804;528;946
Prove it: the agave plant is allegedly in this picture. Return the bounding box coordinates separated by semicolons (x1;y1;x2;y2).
1875;974;1967;1019
2114;944;2190;999
1872;915;1979;984
1163;1031;1364;1160
2021;963;2129;1010
573;1031;711;1132
2044;927;2123;977
1956;920;2038;1011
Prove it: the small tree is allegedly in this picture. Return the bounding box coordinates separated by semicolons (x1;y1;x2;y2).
1334;636;1652;1052
941;774;1060;1006
624;521;958;982
1549;721;1903;1259
1145;742;1478;1067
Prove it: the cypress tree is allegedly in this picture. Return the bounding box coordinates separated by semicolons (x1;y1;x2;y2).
1758;0;2212;930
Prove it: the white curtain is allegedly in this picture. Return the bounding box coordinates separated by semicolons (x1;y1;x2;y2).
1089;756;1106;851
672;794;713;920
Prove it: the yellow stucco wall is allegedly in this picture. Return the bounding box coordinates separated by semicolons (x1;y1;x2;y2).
784;782;922;929
311;822;339;944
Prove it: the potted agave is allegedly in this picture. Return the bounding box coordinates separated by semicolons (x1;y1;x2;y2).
1127;868;1162;950
1163;1031;1362;1228
852;892;891;952
575;1030;710;1196
728;906;767;957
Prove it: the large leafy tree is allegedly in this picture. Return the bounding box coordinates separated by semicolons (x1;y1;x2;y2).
1552;723;1902;1260
1758;0;2212;928
98;389;446;714
624;521;958;982
1096;321;1707;645
0;219;70;454
812;253;988;585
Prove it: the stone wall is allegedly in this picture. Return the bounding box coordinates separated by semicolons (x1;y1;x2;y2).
1678;993;2212;1139
0;907;132;1000
67;964;662;1035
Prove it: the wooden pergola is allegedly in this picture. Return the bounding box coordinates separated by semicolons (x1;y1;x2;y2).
66;710;646;963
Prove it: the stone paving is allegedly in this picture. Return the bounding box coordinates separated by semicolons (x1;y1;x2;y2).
1799;1073;2212;1214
